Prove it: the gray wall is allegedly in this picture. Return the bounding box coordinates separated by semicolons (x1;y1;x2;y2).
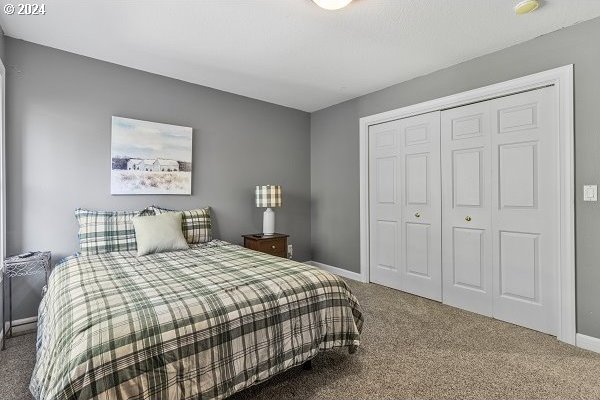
311;17;600;338
5;38;311;320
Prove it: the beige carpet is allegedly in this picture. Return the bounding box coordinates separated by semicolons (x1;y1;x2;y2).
3;279;600;399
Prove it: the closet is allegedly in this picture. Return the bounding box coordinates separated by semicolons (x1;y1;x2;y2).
369;86;559;335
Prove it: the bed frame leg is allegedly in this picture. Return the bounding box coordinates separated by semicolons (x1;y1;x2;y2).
302;360;312;370
348;345;358;354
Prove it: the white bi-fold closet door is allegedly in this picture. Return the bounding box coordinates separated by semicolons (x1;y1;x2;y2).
442;86;558;335
369;111;442;300
369;86;559;335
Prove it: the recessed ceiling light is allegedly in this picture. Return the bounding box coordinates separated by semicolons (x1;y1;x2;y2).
515;0;540;15
312;0;353;11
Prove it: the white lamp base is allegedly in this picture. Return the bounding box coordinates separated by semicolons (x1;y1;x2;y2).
263;207;275;235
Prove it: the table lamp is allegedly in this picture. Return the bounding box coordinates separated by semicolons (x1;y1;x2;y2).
255;185;282;235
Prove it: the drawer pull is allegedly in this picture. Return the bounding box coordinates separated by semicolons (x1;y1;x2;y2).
465;216;472;222
272;245;276;249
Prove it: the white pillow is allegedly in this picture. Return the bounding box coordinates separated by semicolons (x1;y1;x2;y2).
132;212;189;256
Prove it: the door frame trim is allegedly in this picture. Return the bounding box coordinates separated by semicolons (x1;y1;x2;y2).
359;65;575;344
0;58;5;287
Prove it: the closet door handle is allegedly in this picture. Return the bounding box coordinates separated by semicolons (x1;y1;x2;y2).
465;216;472;222
414;212;421;218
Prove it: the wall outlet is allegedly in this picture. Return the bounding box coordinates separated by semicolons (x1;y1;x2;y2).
287;244;293;259
584;185;597;202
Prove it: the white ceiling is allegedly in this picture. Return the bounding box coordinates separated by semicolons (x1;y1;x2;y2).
1;0;599;112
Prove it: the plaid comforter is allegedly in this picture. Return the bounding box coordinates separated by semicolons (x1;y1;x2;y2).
30;240;363;400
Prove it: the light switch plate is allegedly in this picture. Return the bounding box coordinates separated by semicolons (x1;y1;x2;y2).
584;185;597;202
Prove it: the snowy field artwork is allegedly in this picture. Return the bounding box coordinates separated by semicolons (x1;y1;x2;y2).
111;117;193;195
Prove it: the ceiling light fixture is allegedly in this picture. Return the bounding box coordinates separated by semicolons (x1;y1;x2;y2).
312;0;352;11
514;0;540;15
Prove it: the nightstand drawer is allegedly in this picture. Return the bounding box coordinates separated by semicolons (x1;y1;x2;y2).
258;239;286;257
242;233;289;259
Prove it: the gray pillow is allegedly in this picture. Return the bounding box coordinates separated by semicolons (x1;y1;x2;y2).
132;212;189;256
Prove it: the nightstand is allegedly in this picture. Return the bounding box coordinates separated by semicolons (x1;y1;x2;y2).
242;233;289;258
2;251;51;350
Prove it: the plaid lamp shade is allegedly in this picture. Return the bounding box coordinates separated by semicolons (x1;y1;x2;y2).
255;185;282;208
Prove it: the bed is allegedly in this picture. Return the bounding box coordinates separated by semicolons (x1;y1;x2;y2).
30;240;363;400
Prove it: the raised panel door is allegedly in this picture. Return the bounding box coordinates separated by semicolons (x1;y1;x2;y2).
491;87;558;335
441;102;493;316
369;121;402;290
399;112;442;301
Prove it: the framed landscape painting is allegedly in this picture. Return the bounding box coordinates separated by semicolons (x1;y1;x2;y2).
111;116;193;195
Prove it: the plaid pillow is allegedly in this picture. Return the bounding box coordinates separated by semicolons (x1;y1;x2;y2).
75;208;155;255
150;206;212;244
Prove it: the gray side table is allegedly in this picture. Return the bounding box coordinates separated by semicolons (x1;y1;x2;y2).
2;251;50;350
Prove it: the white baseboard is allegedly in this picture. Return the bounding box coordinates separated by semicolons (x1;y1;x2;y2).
306;261;366;282
576;333;600;353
